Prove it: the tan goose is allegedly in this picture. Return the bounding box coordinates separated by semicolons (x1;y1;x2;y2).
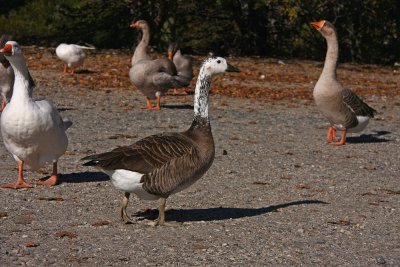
82;57;239;226
129;20;189;110
311;20;376;145
167;42;194;95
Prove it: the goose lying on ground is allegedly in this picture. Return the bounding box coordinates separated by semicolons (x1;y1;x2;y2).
0;35;35;112
311;20;376;145
55;43;94;75
129;20;190;110
82;57;239;226
167;42;194;95
0;41;72;189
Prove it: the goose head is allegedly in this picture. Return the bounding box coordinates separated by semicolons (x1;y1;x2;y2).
130;20;149;30
201;57;240;76
311;20;336;38
0;41;23;58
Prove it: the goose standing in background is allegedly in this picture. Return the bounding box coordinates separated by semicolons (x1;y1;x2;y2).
168;42;194;95
311;20;376;145
0;35;35;112
82;57;239;226
129;20;190;110
55;43;94;75
0;41;72;189
0;34;14;112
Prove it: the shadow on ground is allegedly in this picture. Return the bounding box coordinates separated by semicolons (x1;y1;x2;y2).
134;199;328;222
346;130;391;144
58;172;109;184
162;104;194;110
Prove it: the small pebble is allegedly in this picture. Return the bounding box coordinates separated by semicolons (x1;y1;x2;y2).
376;256;386;264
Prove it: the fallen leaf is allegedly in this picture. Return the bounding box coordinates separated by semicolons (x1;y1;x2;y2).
55;231;78;239
91;220;111;227
327;220;352;226
25;240;39;247
38;197;64;201
252;181;269;185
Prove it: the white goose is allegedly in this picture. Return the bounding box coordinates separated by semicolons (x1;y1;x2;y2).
82;57;239;226
311;20;376;145
55;43;94;75
0;41;72;189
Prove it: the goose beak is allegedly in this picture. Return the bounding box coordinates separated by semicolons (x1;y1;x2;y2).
311;20;325;30
226;63;240;73
130;21;140;28
0;43;12;56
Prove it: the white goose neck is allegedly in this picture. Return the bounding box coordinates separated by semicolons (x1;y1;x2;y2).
193;66;213;121
321;33;339;80
8;55;31;101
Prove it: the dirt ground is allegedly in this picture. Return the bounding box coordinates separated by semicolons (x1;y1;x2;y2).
0;48;399;266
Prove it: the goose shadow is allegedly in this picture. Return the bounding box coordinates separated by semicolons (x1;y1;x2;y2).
57;171;109;184
346;131;391;144
58;107;75;112
162;104;194;110
134;199;328;222
74;69;97;74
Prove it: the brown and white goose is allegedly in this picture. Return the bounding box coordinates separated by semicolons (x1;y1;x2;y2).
82;57;239;226
167;42;194;95
311;20;376;145
129;20;189;110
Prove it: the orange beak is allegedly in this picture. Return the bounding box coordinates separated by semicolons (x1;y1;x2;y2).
130;21;140;28
168;51;173;61
311;20;325;30
0;43;12;55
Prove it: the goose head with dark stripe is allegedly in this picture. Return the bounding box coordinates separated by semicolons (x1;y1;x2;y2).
81;57;239;226
311;20;376;146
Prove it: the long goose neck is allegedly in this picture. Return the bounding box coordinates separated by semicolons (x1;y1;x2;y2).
133;26;150;63
8;56;30;101
321;33;339;80
193;66;212;124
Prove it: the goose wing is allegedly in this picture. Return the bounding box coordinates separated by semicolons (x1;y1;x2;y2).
82;132;195;173
342;88;376;118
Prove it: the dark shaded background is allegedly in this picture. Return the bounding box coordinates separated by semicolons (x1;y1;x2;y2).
0;0;399;64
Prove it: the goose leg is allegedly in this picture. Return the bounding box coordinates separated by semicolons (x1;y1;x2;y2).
36;161;58;186
147;197;180;227
0;160;33;189
142;97;154;109
154;95;161;110
0;99;6;112
330;130;347;146
63;64;68;75
171;88;188;95
119;192;133;223
326;127;336;141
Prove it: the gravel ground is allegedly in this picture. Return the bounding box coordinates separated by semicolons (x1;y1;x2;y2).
0;65;399;266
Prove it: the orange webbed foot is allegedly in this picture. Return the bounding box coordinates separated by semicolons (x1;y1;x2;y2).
0;181;33;189
36;175;58;186
325;127;337;142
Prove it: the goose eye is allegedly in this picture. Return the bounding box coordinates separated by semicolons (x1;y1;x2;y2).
217;60;221;64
